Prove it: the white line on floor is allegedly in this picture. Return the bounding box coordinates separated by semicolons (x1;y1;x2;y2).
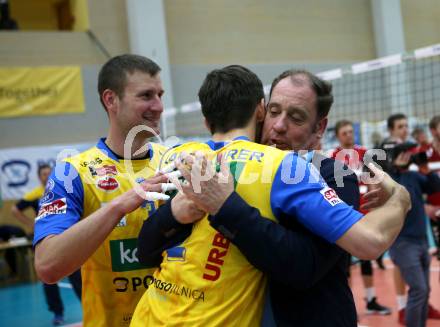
58;282;72;289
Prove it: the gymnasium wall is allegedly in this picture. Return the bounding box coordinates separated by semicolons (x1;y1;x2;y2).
401;0;440;50
1;0;439;144
0;66;107;148
0;65;106;228
0;0;130;148
2;0;128;66
9;0;60;30
0;32;106;65
164;0;376;65
87;0;130;57
165;0;375;107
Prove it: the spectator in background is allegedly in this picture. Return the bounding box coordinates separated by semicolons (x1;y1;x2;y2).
382;114;411;323
371;131;383;150
0;0;18;30
11;164;81;326
383;113;409;144
412;127;430;152
425;115;440;259
382;114;440;326
331;120;391;316
11;165;52;233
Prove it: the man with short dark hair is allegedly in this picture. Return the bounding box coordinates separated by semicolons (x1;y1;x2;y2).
426;115;440;259
33;54;172;327
386;113;409;143
262;69;333;151
383;113;440;326
331;120;391;316
12;164;52;231
412;127;430;152
133;67;410;326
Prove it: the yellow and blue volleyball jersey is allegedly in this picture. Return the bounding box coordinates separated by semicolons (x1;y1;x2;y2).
131;137;363;326
23;185;45;201
33;138;167;327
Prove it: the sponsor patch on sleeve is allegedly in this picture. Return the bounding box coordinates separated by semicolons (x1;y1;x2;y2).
36;198;67;220
46;178;55;192
320;187;343;206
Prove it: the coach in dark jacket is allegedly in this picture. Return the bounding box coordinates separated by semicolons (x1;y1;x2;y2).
138;70;364;326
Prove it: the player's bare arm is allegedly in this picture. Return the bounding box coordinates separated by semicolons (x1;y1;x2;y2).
35;174;170;283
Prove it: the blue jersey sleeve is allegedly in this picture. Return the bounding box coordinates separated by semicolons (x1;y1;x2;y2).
33;161;84;246
270;152;363;243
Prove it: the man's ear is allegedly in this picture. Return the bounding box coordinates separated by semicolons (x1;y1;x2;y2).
316;117;328;139
101;89;118;113
256;98;266;123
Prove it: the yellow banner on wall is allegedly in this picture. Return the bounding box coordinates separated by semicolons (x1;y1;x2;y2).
0;66;85;118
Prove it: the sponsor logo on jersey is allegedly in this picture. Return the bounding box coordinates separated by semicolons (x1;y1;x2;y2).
97;176;119;192
203;232;230;281
36;198;67;220
40;191;54;203
111;274;205;302
223;149;264;163
144;276;205;302
97;165;117;176
46;178;55;192
320;187;343;206
88;166;97;177
141;200;157;213
110;238;147;272
113;275;154;293
90;164;117;177
163;152;178;166
79;157;103;168
166;246;186;262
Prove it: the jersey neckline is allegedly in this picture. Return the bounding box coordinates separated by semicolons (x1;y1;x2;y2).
96;138;153;162
205;135;250;151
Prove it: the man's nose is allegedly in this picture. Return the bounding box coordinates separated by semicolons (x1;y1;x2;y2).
150;96;164;113
272;116;287;133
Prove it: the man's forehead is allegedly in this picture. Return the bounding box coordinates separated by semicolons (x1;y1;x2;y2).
273;76;314;96
395;119;408;126
126;71;161;84
340;125;353;132
271;77;316;110
125;71;163;92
